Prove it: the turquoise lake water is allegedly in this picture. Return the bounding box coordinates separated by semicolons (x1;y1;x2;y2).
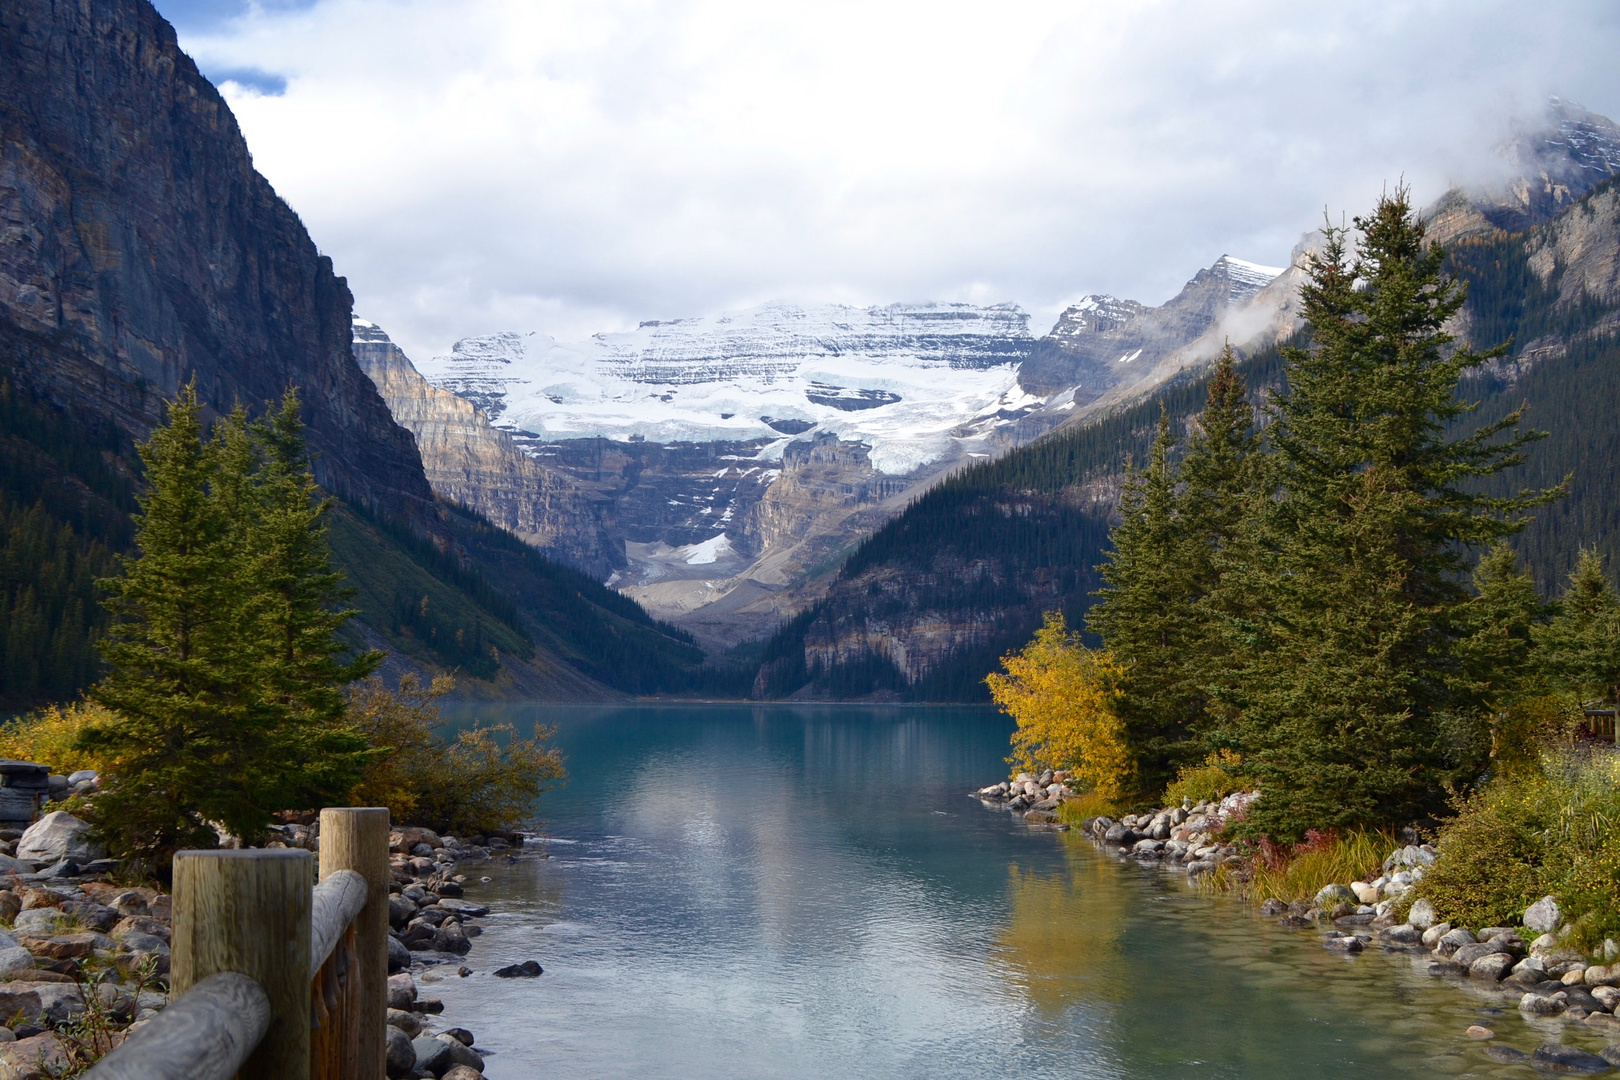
420;703;1609;1079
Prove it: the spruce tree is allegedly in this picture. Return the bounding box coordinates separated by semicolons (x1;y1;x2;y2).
87;387;376;867
1088;409;1195;792
1457;542;1550;711
1222;188;1560;838
243;391;377;810
89;385;247;858
1090;349;1260;794
1536;549;1620;740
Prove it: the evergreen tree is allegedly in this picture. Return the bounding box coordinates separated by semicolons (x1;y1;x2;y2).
1457;543;1550;712
1089;348;1260;793
1220;188;1560;838
1536;550;1620;737
88;385;248;858
86;387;374;868
1087;410;1193;792
241;391;377;809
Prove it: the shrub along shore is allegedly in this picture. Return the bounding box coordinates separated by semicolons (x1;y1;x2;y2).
973;752;1620;1074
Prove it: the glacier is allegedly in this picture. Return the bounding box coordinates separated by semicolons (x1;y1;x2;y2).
414;300;1047;476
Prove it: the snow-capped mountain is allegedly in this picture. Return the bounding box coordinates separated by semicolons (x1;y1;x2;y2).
371;257;1292;647
416;301;1044;476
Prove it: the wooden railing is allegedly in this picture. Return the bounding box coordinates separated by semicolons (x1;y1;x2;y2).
85;808;392;1080
1584;708;1618;743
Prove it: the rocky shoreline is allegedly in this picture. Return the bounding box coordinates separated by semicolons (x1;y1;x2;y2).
0;784;537;1080
973;778;1620;1075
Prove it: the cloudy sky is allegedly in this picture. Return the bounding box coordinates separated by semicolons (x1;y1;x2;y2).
156;0;1620;364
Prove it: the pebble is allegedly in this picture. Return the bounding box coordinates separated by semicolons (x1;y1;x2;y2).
1465;1025;1495;1039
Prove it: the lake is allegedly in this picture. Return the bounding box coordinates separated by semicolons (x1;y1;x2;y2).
423;703;1600;1079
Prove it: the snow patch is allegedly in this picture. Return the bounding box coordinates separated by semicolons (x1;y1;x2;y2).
683;534;733;565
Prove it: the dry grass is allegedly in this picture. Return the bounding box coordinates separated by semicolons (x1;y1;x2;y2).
1056;791;1119;826
1203;828;1395;904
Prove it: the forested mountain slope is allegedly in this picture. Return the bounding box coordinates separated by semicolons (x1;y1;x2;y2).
754;178;1620;702
0;0;702;710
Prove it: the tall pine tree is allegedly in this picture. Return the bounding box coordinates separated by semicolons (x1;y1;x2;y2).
1536;549;1620;741
86;387;373;868
1090;348;1259;794
1219;188;1559;837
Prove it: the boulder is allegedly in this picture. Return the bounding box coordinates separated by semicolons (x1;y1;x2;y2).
437;899;489;918
1525;896;1564;935
1350;882;1380;905
1590;965;1620;988
390;827;442;855
1594;987;1620;1012
1379;924;1423;946
17;932;106;960
386;1009;421;1037
1259;899;1288;917
1422;922;1452;948
1470;953;1516;981
1485;1045;1531;1064
386;973;416;1010
1315;884;1356;908
493;960;543;978
0;1033;67;1075
387;935;410;973
385;1026;416;1079
1566;987;1606;1014
1408;899;1437;930
1323;935;1365;953
1529;1043;1612;1074
387;896;417;929
1436;928;1477;957
1522;992;1568;1017
16;813;104;865
440;1067;484;1080
1454;942;1509;967
436;1036;484;1073
411;1036;453;1077
0;946;32;977
1603;1046;1620;1067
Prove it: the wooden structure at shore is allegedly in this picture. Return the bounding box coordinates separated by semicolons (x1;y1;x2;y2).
83;807;392;1080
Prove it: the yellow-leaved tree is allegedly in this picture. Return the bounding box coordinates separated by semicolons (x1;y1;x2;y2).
986;612;1134;802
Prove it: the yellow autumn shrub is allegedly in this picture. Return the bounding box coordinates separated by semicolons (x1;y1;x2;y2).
986;612;1135;802
0;701;119;776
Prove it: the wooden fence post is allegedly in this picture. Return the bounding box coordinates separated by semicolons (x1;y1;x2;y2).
171;849;313;1080
318;808;391;1080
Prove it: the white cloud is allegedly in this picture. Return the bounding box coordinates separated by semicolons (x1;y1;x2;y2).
174;0;1620;362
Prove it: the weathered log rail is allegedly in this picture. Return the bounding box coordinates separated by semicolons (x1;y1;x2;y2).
84;807;391;1080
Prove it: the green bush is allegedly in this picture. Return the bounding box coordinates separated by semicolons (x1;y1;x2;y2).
1164;749;1247;806
1421;749;1620;939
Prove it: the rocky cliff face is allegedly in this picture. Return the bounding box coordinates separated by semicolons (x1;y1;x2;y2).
1427;98;1620;246
350;319;620;577
1017;256;1286;397
0;0;430;510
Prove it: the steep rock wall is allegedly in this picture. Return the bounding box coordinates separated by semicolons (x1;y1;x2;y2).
0;0;430;509
351;320;620;577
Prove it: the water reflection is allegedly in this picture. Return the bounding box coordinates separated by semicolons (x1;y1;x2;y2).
993;861;1129;1014
420;705;1615;1080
